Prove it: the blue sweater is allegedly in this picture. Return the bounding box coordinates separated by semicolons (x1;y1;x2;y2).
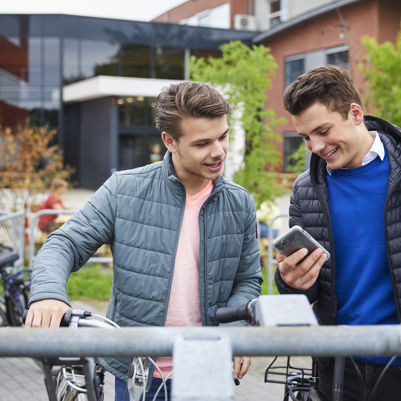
327;153;399;364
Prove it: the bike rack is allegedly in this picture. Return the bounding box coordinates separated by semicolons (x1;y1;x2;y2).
2;295;401;400
0;210;25;270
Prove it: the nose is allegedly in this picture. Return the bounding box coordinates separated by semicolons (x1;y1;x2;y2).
308;137;325;154
210;140;225;158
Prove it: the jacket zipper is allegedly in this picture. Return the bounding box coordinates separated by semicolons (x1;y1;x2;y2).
162;188;186;326
384;178;401;323
313;176;337;320
198;188;220;326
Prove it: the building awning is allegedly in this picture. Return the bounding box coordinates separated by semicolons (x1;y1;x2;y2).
63;76;184;102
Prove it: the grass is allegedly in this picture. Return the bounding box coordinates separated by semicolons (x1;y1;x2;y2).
261;265;279;295
65;262;276;302
67;264;112;300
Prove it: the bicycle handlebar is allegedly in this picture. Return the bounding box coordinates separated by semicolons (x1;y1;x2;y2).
23;309;119;329
215;300;255;324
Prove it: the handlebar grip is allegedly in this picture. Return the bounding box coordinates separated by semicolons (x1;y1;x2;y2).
22;309;74;326
216;302;250;323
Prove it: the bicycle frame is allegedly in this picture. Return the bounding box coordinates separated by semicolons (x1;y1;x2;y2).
29;310;118;401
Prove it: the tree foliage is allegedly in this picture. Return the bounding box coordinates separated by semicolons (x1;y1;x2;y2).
190;40;285;208
360;26;401;127
0;126;74;211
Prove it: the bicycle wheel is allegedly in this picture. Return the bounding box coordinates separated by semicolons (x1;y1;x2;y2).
6;287;29;326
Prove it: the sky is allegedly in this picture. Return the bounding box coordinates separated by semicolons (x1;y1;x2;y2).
0;0;188;21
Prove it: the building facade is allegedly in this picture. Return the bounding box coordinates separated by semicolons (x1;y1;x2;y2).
253;0;401;171
155;0;401;172
1;1;401;187
0;14;254;188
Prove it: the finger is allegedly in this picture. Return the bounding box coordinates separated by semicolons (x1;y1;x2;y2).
24;309;34;328
278;248;308;275
49;307;70;328
233;356;242;379
238;357;251;379
290;250;327;289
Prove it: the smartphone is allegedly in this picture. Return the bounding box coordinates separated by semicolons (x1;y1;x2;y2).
272;225;330;261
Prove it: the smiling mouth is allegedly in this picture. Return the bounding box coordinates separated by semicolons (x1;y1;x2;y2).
205;160;223;170
323;147;338;158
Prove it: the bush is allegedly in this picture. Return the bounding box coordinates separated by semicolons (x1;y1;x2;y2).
66;265;112;300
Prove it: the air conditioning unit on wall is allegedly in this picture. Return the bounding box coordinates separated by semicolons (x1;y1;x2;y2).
234;14;257;31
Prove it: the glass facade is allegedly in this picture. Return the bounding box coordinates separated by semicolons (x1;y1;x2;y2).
0;14;254;184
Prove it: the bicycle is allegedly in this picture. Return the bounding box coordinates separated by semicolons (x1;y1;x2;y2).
216;295;401;401
23;308;172;401
0;244;31;326
216;294;320;401
24;309;119;401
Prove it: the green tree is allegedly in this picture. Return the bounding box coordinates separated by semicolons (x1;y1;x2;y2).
190;40;285;208
360;26;401;126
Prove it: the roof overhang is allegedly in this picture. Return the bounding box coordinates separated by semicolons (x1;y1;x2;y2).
63;76;184;102
253;0;361;43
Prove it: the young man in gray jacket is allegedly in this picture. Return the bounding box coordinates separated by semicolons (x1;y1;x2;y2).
26;81;262;400
275;65;401;400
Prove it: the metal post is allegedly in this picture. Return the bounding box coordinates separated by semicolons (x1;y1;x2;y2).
172;336;234;401
267;214;288;294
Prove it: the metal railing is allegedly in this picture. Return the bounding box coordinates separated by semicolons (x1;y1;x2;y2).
267;214;289;294
28;209;113;270
1;325;401;401
0;210;25;269
2;325;401;358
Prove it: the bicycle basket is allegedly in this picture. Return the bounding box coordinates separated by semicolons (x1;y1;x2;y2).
265;356;319;401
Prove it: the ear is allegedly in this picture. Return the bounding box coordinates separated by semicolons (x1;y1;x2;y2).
349;103;364;125
161;132;177;153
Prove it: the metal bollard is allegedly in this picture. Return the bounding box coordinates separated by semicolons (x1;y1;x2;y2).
172;335;234;401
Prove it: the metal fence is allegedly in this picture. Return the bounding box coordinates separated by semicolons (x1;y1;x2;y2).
1;325;401;401
0;210;25;269
266;214;289;294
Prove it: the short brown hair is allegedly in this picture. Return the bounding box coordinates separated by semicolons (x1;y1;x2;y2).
283;65;363;119
50;178;68;192
154;81;232;139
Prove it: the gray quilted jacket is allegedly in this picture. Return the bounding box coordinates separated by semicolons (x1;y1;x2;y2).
30;151;262;380
275;115;401;326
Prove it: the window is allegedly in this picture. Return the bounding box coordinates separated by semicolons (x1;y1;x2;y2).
284;133;308;172
285;57;304;87
267;0;287;28
326;49;348;70
153;46;185;80
118;96;156;127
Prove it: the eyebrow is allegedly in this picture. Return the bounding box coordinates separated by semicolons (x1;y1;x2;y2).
191;128;229;144
299;123;330;136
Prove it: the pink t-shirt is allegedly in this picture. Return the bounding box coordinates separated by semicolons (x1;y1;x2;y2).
154;180;213;379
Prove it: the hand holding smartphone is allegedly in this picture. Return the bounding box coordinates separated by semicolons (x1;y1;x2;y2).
272;225;330;261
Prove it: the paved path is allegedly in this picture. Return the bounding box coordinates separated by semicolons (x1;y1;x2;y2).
0;354;293;401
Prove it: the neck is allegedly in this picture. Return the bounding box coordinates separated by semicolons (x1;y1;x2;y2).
181;177;212;196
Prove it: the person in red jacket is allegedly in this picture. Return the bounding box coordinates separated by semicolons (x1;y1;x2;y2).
38;178;68;233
